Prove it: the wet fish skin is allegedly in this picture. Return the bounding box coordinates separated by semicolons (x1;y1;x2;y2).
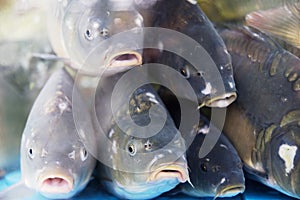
180;115;245;198
20;67;97;199
47;0;143;74
141;0;237;108
219;26;300;198
274;39;300;58
157;88;245;198
246;2;300;49
220;26;300;125
93;70;190;199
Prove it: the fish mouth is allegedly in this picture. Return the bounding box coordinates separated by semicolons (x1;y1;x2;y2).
38;171;74;195
204;92;237;108
147;164;189;183
108;51;142;68
215;184;245;198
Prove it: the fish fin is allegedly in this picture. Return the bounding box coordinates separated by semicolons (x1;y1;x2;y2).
246;5;300;48
243;165;268;182
0;181;36;199
220;23;284;50
31;53;66;61
187;179;195;188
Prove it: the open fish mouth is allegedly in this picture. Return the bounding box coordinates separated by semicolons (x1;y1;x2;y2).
147;164;189;183
215;184;245;198
204;92;237;108
38;171;74;194
108;51;142;68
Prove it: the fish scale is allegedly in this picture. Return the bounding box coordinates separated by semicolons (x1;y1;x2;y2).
221;27;300;126
47;0;143;75
139;0;237;108
92;69;190;200
157;86;245;198
219;26;300;199
18;67;97;199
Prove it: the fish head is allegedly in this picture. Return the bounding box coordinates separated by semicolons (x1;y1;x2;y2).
170;57;236;108
63;1;143;74
186;116;245;198
20;115;96;199
20;68;97;199
269;124;300;198
105;124;189;199
199;142;245;198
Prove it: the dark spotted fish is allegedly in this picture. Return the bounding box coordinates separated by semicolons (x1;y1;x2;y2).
91;69;190;199
246;2;300;49
179;115;245;198
157;87;245;198
140;0;237;108
19;67;97;199
219;26;300;198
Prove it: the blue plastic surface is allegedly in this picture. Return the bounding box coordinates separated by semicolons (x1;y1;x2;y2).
0;170;297;199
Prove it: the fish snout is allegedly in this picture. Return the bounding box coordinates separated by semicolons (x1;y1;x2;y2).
37;168;74;198
147;163;189;183
108;50;143;68
215;175;245;198
204;92;237;108
216;184;245;198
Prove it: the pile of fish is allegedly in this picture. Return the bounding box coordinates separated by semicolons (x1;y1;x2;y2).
0;0;300;199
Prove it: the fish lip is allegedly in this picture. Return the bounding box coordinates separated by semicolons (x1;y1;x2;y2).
147;163;189;183
215;184;245;198
108;51;142;68
204;92;237;108
37;169;74;195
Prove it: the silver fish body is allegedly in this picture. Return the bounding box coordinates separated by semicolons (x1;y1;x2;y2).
47;0;143;75
92;69;190;199
20;67;97;199
219;26;300;198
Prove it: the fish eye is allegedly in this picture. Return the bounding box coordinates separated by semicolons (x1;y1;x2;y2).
180;66;190;78
80;147;88;161
84;29;93;41
200;163;208;172
28;148;34;159
127;144;136;156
